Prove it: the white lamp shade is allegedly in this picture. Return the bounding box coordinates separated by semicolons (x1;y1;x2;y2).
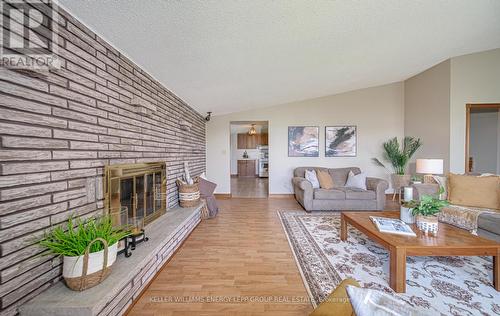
416;159;444;174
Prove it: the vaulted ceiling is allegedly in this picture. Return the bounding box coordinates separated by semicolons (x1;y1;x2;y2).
60;0;500;115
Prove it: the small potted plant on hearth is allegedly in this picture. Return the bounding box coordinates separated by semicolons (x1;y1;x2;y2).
40;215;130;291
404;187;448;235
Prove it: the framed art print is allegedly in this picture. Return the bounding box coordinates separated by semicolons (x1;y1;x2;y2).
325;126;357;157
288;126;319;157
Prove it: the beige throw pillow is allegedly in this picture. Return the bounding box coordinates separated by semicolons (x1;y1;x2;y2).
447;173;500;210
317;170;334;189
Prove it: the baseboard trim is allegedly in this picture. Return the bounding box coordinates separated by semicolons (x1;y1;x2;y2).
214;194;293;199
386;193;400;199
269;194;294;198
214;193;231;199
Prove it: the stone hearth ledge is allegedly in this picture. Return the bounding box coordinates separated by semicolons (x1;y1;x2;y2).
19;204;203;316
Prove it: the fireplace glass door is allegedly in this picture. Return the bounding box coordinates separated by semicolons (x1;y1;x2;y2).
120;177;134;226
145;173;154;217
105;163;167;231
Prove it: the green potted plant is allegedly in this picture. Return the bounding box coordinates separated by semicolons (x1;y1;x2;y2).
40;215;130;291
403;187;448;234
372;137;422;196
411;175;423;184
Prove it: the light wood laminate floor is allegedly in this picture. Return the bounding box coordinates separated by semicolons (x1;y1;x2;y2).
128;197;311;316
128;197;399;316
231;176;269;198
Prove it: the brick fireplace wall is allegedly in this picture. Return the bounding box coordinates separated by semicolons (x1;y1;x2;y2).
0;3;205;315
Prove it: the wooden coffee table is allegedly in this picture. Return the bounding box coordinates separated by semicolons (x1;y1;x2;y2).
340;211;500;293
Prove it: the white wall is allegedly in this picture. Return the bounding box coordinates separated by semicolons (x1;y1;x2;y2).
469;110;499;173
402;48;500;174
404;60;451;173
449;48;500;173
206;83;404;194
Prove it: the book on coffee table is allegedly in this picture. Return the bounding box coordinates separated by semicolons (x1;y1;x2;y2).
369;216;416;237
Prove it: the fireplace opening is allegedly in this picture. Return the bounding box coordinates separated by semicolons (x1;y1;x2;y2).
104;162;167;233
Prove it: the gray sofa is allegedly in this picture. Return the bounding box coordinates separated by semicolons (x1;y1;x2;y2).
292;167;389;212
413;183;500;242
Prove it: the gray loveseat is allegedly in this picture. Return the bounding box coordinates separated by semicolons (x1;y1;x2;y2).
292;167;389;212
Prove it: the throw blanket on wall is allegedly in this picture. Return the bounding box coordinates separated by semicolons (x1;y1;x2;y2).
438;204;496;235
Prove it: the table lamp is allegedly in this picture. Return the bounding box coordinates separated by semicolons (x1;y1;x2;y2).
416;159;444;184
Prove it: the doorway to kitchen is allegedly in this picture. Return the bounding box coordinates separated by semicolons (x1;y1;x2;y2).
230;121;269;198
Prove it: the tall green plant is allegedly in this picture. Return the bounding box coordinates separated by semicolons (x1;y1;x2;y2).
372;137;422;175
40;215;130;257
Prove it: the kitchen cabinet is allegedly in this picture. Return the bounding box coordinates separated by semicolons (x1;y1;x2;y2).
237;134;247;149
260;133;268;145
237;133;266;149
237;159;256;177
247;135;258;149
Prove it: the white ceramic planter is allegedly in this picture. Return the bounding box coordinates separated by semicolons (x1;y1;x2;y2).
400;206;415;224
62;242;117;278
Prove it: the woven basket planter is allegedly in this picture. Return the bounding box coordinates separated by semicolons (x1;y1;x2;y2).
391;174;411;190
63;237;117;291
177;179;200;207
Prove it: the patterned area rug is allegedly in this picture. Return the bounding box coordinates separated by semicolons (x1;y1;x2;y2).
278;211;500;316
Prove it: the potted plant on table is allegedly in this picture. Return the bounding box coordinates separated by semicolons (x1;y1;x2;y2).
372;136;422;199
411;175;423;184
403;187;448;235
40;215;130;291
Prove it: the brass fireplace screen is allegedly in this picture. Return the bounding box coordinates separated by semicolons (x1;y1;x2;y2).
104;162;167;230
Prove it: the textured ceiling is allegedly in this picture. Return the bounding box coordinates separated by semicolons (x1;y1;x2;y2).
59;0;500;115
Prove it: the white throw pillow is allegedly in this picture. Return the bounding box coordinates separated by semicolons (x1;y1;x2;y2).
305;169;320;189
345;170;367;190
346;286;425;316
